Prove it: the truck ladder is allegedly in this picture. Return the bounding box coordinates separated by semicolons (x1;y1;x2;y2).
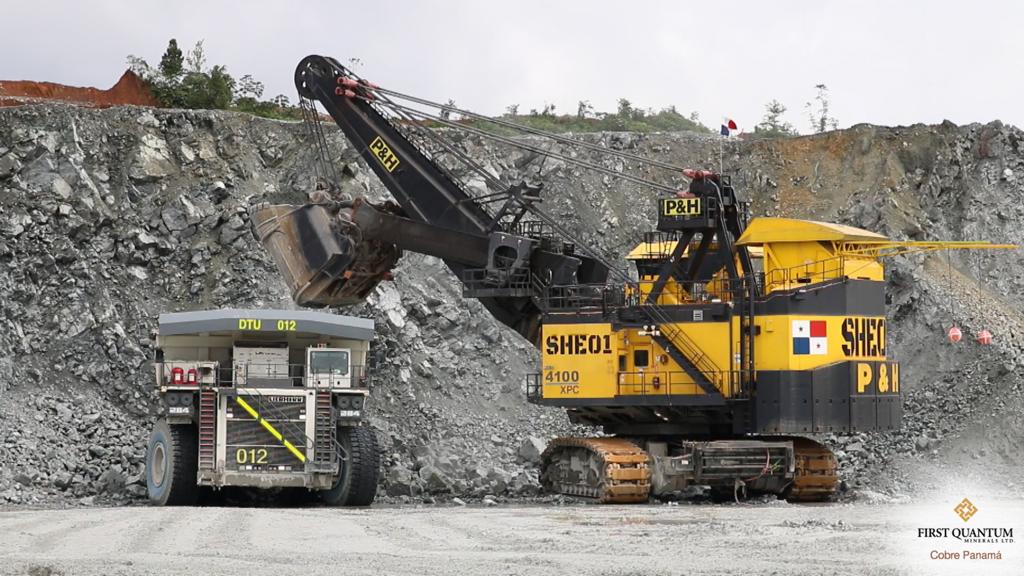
197;388;217;470
313;391;336;467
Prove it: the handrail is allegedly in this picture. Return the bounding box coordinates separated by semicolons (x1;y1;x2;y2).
629;274;759;394
615;369;750;398
536;277;761;394
542;276;751;311
640;303;724;389
156;361;370;389
764;254;848;293
525;369;752;401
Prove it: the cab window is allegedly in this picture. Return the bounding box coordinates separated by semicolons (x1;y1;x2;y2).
310;350;350;376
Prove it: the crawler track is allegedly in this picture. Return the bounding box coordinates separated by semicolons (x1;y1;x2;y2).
784;436;840;502
539;437;651;503
540;436;839;504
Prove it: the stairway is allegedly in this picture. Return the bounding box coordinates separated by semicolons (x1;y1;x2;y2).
198;389;217;470
314;391;336;468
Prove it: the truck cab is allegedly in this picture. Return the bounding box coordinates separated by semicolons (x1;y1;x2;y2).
306;347;352;388
145;309;380;506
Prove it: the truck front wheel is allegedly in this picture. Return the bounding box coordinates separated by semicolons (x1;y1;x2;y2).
146;419;199;506
321;426;380;506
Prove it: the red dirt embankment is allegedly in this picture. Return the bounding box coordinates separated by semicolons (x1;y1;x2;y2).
0;70;159;108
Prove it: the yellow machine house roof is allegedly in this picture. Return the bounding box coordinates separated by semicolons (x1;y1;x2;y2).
627;240;764;260
736;218;888;245
626;240;677;260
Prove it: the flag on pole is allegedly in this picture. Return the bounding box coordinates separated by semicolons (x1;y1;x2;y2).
720;118;738;136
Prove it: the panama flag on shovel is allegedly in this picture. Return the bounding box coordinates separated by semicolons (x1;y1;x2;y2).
720;118;738;136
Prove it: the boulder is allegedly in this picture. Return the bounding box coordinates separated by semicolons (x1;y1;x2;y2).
418;465;451;493
385;465;416;496
128;134;176;182
518;436;547;463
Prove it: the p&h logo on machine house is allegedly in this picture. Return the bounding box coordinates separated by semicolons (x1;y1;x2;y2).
792;320;828;355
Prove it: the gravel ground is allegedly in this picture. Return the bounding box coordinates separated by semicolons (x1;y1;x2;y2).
1;499;1021;576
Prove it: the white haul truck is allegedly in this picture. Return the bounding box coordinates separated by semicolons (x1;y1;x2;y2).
145;309;379;506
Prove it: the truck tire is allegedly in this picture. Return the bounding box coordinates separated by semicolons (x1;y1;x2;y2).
321;426;380;506
146;419;199;506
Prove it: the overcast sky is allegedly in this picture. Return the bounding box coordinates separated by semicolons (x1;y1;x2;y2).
4;1;1022;131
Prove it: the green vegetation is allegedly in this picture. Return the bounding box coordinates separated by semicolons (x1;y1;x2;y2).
127;39;713;133
128;39;301;120
752;99;798;138
752;85;839;138
805;84;838;133
463;100;710;135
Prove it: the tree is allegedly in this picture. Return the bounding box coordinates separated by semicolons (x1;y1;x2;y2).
805;84;838;133
617;98;633;118
126;55;151;78
185;40;206;74
159;39;184;79
206;65;235;109
505;103;519;116
755;99;796;137
235;74;264;101
541;102;556;117
129;38;301;120
177;67;230;109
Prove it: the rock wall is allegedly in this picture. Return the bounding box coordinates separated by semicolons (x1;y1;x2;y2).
1;104;1022;505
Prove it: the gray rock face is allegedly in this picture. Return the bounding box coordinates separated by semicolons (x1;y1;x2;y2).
129;133;176;182
1;103;1023;506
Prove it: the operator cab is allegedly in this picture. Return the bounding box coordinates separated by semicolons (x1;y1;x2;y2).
307;346;352;387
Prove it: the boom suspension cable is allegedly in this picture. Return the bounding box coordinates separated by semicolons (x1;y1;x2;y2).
306;60;693;235
371;97;680;195
366;85;691;174
300;59;694;281
299;96;341;188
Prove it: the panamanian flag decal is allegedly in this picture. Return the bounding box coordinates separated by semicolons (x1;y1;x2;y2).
792;320;828;355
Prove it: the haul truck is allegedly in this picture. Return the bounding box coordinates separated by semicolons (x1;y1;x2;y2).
145;309;380;506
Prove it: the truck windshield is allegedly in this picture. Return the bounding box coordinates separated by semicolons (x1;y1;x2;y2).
310;350;350;376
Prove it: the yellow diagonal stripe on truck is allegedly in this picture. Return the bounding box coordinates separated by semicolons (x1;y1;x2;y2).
282;440;305;462
234;396;307;463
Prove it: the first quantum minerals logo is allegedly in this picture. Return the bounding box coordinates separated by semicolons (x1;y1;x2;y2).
918;497;1014;562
